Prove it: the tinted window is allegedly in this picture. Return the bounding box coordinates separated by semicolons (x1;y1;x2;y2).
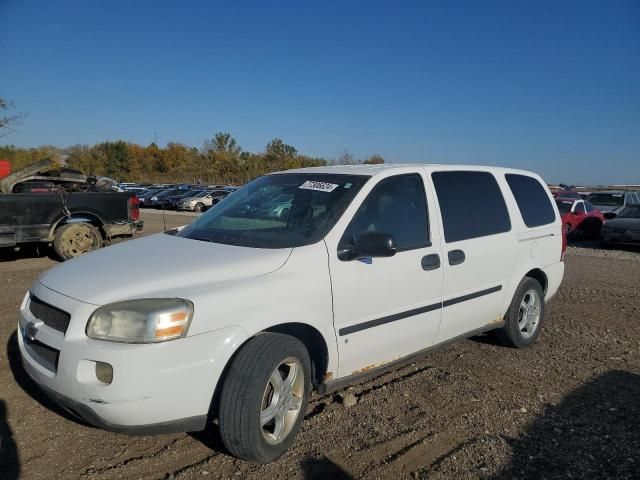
556;200;574;214
574;202;586;214
340;174;429;251
585;201;594;213
432;171;510;242
618;205;640;218
177;173;369;248
505;174;556;228
588;193;624;207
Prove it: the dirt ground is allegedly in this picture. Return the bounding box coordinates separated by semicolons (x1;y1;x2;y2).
1;210;639;480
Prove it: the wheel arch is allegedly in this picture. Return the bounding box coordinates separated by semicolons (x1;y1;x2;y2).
208;322;331;423
49;212;107;240
524;268;548;293
262;322;330;387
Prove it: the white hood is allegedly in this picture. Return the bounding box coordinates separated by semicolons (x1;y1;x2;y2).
37;233;292;305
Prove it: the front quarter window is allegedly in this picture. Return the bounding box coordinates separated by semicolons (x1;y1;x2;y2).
176;173;369;248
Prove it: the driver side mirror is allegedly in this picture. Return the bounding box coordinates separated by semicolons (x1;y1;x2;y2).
338;232;397;261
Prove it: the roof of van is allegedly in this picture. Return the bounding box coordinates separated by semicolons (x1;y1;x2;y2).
279;163;538;177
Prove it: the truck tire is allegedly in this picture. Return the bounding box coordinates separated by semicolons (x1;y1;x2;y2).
218;333;311;463
54;223;103;260
495;277;545;348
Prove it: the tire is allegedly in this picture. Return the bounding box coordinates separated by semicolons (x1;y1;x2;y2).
53;223;103;260
495;277;545;348
194;202;205;212
218;333;311;463
564;223;573;235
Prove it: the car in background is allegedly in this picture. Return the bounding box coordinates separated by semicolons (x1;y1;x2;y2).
600;204;640;248
137;188;166;207
555;197;604;237
552;189;581;199
147;187;189;208
587;191;640;219
160;189;205;210
178;190;228;212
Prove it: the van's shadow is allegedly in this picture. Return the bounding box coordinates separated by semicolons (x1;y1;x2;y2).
0;400;20;480
493;370;640;479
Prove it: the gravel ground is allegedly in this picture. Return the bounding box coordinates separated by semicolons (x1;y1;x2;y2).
1;211;639;480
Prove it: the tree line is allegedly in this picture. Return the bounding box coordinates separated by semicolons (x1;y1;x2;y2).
0;133;385;185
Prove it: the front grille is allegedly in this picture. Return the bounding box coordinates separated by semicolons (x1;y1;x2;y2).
25;338;60;372
29;296;71;334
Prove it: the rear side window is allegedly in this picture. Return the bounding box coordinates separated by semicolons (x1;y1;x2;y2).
505;174;556;228
585;201;594;213
432;171;510;243
574;202;586;214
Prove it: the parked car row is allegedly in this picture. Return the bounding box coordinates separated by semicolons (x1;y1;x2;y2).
554;193;640;248
117;183;240;212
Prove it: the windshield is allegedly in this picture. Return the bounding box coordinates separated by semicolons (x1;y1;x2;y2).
588;193;624;206
177;173;369;248
617;205;640;218
555;200;574;214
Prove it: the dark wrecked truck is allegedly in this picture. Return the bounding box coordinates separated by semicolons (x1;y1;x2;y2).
0;160;143;260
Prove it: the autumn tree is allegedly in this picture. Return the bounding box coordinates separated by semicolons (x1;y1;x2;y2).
0;97;25;137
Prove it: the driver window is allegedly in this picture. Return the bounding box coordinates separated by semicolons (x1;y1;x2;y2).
339;174;429;252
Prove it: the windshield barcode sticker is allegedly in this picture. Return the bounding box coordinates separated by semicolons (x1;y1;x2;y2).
299;181;339;192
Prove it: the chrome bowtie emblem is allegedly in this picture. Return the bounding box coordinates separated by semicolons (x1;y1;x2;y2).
25;321;43;341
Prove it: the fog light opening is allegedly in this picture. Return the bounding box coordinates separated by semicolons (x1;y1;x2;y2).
95;361;113;385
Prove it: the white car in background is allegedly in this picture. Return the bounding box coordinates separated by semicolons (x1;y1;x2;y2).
177;190;228;212
18;164;564;463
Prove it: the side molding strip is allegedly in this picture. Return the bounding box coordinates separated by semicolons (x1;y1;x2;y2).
338;285;502;336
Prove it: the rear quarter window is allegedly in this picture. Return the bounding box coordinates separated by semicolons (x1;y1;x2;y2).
505;174;557;228
432;171;511;243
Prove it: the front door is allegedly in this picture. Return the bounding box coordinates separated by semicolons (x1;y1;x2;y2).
327;172;444;377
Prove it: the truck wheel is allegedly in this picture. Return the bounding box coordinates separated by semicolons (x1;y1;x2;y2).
218;333;311;463
194;202;205;212
54;223;103;260
495;277;545;348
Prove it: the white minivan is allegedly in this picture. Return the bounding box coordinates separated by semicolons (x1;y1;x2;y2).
18;164;565;462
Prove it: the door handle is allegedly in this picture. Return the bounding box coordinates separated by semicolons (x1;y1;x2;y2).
448;249;465;266
421;254;440;271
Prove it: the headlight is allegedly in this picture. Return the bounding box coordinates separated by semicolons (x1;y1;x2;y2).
86;298;193;343
151;196;158;201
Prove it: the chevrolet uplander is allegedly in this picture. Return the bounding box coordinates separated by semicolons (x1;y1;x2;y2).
18;164;565;463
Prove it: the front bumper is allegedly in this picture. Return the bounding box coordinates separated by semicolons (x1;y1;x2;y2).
18;282;248;434
601;231;640;245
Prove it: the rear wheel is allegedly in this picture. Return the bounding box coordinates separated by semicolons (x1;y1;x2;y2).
495;277;545;348
53;223;103;260
218;333;311;463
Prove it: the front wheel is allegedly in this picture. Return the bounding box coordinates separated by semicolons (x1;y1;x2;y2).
194;202;205;212
495;277;545;348
218;333;311;463
53;223;103;260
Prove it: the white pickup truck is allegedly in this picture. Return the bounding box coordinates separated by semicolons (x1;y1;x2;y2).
18;164;565;463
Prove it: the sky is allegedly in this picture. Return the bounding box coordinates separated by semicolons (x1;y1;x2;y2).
1;0;639;185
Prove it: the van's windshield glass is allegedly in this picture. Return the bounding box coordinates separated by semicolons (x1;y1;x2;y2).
176;173;369;248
